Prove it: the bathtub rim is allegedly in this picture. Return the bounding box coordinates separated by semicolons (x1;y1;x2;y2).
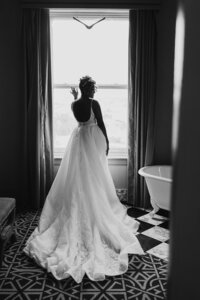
138;165;172;183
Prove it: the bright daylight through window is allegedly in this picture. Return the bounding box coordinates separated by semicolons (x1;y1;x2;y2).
50;10;129;158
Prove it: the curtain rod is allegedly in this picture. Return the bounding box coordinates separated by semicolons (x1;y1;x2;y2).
21;1;160;10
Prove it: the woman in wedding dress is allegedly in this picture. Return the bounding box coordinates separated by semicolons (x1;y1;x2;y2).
23;76;144;283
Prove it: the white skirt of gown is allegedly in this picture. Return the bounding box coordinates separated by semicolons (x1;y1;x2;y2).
23;120;144;283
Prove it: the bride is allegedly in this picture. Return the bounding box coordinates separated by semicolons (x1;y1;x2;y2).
23;76;144;283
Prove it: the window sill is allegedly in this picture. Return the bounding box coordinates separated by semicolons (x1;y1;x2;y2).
54;152;128;166
54;149;128;161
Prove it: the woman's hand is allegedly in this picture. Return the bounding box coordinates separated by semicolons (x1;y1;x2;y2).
70;87;78;100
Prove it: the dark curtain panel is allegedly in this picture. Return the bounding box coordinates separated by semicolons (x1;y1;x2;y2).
128;10;157;208
22;9;54;209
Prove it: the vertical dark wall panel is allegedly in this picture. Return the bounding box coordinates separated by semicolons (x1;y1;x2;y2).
0;0;23;203
154;0;176;164
168;0;200;298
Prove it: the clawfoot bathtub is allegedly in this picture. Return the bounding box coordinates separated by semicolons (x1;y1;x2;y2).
138;165;172;215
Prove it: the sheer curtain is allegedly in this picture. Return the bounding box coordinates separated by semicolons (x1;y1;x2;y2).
128;10;157;208
22;9;54;209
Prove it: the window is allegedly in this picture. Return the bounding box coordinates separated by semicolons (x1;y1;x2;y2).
50;9;129;158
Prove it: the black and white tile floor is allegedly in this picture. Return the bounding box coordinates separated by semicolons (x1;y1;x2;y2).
0;204;169;299
127;207;170;262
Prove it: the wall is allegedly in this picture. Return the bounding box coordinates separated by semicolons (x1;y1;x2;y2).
168;0;200;298
154;0;176;164
21;0;160;9
0;0;24;205
108;159;127;188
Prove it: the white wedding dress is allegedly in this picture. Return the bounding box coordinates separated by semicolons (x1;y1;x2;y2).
23;105;144;283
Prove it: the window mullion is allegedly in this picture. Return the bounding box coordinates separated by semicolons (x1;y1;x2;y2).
53;84;128;89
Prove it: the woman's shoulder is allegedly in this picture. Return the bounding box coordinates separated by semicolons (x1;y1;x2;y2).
71;98;81;109
91;99;100;107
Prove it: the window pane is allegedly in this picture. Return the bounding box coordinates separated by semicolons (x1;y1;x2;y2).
51;16;128;157
53;89;76;150
95;89;128;149
51;18;128;85
53;88;127;153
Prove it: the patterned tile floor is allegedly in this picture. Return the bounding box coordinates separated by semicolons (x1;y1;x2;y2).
0;205;169;300
127;207;170;262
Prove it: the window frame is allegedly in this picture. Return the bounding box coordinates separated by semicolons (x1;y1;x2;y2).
50;9;129;159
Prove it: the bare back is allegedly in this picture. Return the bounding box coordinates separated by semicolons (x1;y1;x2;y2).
72;98;93;123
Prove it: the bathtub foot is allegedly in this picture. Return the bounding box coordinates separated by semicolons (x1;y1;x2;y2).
149;209;159;217
149;200;159;217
